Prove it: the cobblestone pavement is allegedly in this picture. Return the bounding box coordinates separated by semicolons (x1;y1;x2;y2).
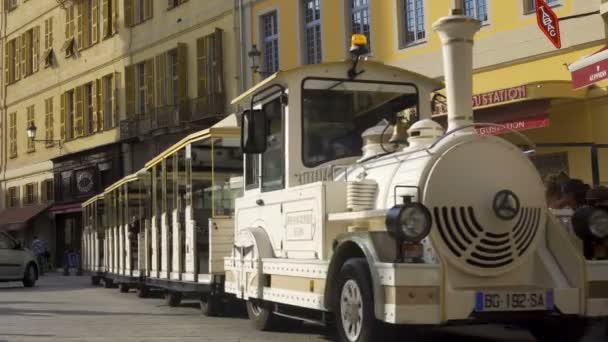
0;274;604;342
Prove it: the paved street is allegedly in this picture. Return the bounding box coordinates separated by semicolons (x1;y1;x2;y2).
0;274;604;342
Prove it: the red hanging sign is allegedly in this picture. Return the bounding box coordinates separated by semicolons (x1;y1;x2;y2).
535;0;561;49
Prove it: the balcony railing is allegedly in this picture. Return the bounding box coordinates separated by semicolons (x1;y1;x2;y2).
120;97;225;141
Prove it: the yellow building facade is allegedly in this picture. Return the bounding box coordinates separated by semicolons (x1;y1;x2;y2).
247;0;608;185
0;0;250;267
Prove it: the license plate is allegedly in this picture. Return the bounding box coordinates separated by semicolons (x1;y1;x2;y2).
474;289;554;312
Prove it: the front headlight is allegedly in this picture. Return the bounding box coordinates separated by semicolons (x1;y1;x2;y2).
386;203;432;242
573;205;608;240
589;209;608;239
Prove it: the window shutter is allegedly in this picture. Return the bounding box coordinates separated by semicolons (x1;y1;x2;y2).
125;66;136;119
4;42;9;83
60;92;66;140
17;35;23;80
144;0;153;20
65;7;71;40
196;36;208;104
24;31;32;76
16;186;20;208
177;43;188;114
154;53;166;107
113;72;120;125
33;26;40;73
145;59;155;116
101;0;109;38
33;183;38;204
77;1;84;50
41;181;47;203
92;0;99;44
124;0;133;27
96;78;104;130
111;0;118;34
75;86;84;137
212;28;225;113
92;79;99;132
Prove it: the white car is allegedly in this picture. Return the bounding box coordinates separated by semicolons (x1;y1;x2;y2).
0;231;38;287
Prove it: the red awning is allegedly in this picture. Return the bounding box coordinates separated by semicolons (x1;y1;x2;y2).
0;204;51;231
569;46;608;89
476;115;550;136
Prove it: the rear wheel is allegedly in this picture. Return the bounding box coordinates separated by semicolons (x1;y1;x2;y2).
119;283;130;293
165;291;182;307
246;300;278;331
103;278;114;288
91;276;101;286
136;285;150;298
528;317;587;342
22;264;37;288
335;258;378;342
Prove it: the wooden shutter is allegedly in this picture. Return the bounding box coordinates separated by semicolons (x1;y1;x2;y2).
75;86;84;137
113;72;120;125
177;43;188;113
196;36;208;103
144;0;153;20
92;0;99;44
65;7;71;40
154;53;166;107
60;92;66;140
125;66;135;119
145;59;155;115
41;181;47;203
33;26;40;73
17;35;23;79
4;41;9;83
92;80;99;133
212;28;225;113
111;0;118;34
124;0;133;27
96;78;104;130
23;31;31;76
101;0;109;38
77;1;84;49
15;187;20;208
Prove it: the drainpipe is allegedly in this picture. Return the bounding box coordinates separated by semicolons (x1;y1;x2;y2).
1;0;8;207
432;0;481;133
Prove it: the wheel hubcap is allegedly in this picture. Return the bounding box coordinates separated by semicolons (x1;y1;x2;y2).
340;279;363;342
249;301;262;316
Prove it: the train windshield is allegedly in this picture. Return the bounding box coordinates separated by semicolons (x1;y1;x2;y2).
301;78;418;168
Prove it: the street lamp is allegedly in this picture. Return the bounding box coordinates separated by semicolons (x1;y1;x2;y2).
26;122;63;149
248;44;262;75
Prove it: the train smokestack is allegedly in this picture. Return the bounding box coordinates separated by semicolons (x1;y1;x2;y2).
433;0;481;132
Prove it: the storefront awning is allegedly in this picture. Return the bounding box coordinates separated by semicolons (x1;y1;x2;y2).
568;46;608;89
49;202;82;215
433;99;551;136
0;204;51;232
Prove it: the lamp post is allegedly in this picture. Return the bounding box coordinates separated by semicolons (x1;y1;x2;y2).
248;44;262;75
26;122;63;150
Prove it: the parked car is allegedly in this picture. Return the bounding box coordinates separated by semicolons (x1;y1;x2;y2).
0;231;38;287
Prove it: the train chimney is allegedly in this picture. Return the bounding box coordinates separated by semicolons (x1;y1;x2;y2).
432;0;481;132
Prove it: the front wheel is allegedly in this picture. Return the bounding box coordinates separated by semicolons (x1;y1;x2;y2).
119;283;130;293
165;291;182;307
335;258;379;342
91;276;101;286
246;300;278;331
22;264;37;288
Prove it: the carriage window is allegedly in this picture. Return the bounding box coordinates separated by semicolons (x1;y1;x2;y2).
302;79;418;167
261;97;284;191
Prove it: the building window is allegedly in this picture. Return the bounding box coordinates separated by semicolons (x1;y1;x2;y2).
6;0;17;11
26;105;35;152
401;0;425;47
44;17;55;67
167;0;187;10
196;29;225;116
464;0;488;22
350;0;371;52
103;74;114;129
5;39;18;84
45;97;54;147
137;63;146;116
41;179;54;203
67;90;75;140
261;11;279;76
169;50;178;106
7;187;18;209
24;183;37;205
525;0;558;14
303;0;322;64
102;0;118;38
9;112;17;158
125;0;152;27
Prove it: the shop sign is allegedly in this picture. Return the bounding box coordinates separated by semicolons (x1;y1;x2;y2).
472;86;528;108
535;0;561;49
571;59;608;89
476;116;550;136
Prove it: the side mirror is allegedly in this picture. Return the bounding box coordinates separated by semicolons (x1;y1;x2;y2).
241;109;267;154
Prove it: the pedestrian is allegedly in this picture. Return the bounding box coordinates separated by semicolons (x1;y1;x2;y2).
560;178;590;210
31;236;46;276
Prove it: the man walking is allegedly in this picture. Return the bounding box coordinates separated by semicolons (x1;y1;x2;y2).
32;236;46;276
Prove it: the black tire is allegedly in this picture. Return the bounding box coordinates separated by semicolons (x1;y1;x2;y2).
119;283;130;293
246;300;278;331
528;317;587;342
165;291;182;307
334;258;378;342
136;286;150;298
200;294;222;317
22;264;37;288
91;276;101;286
103;278;114;288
